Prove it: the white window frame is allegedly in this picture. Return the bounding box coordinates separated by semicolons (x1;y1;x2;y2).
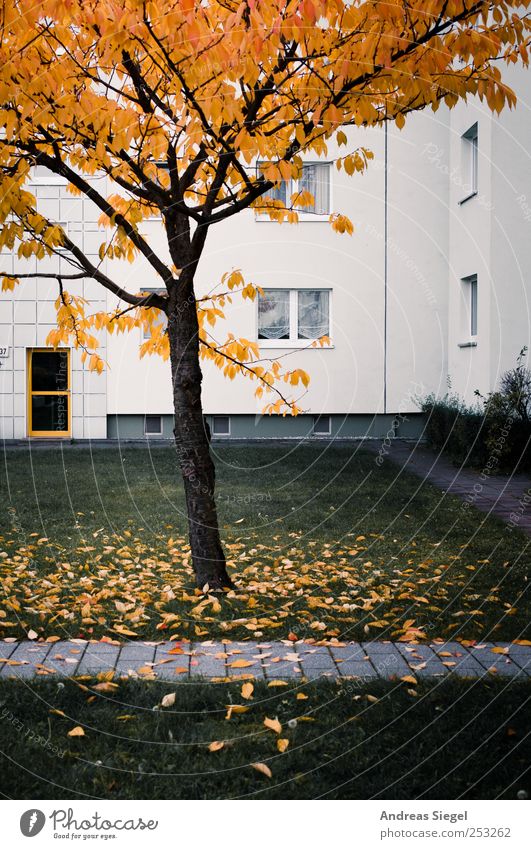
257;288;333;349
313;415;331;436
458;274;478;347
255;162;332;221
212;415;231;437
459;123;478;205
140;288;167;340
144;414;163;436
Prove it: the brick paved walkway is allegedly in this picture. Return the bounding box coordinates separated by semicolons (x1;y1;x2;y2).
367;439;531;535
1;639;530;681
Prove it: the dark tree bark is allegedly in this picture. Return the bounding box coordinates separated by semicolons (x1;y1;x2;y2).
167;270;233;591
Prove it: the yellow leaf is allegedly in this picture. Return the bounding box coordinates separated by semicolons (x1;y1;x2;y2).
251;762;272;778
208;740;225;752
67;726;85;737
241;682;254;700
277;738;289;753
49;709;66;717
229;659;254;668
296;693;308;700
161;692;176;708
400;675;417;685
225;705;249;719
264;716;282;734
267;680;288;687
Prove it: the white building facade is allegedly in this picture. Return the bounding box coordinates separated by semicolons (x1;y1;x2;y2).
1;63;531;441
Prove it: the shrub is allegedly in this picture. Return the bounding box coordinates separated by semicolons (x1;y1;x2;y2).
420;350;531;472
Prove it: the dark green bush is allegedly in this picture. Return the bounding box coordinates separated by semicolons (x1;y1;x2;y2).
421;351;531;472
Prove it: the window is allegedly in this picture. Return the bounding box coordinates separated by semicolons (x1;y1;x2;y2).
313;415;331;436
144;415;162;436
212;415;230;436
257;163;331;216
459;274;478;345
141;288;167;339
469;275;478;337
27;348;70;437
258;289;330;346
460;123;478;202
30;165;67;185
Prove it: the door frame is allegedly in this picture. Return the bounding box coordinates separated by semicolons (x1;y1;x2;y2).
26;348;71;438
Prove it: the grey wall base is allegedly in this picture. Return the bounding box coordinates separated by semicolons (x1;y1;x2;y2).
107;413;425;441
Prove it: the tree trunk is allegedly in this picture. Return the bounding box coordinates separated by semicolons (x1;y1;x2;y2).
167;274;232;591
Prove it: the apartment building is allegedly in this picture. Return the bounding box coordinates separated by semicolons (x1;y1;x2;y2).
1;62;530;441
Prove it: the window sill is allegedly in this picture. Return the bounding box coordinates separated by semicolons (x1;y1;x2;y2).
458;340;478;348
458;191;478;206
259;340;334;349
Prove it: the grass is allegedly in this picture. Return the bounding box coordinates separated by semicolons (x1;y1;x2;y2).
0;676;529;799
0;443;529;643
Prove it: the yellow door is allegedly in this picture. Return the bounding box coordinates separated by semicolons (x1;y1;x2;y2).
27;348;71;437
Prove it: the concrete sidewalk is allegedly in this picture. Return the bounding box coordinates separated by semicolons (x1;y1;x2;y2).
367;439;531;535
1;639;529;681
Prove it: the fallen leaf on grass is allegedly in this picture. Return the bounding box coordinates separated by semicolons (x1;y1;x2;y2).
251;762;272;778
241;682;254;700
268;680;288;687
92;681;119;693
264;717;282;734
49;709;66;717
400;675;417;685
208;741;225;752
225;705;249;719
161;692;176;708
296;693;308;700
27;629;38;640
67;726;85;737
277;738;289;753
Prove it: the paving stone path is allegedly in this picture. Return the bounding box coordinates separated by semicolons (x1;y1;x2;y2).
1;639;530;682
366;439;531;535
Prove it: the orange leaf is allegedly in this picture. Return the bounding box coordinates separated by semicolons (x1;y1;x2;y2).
251;762;272;778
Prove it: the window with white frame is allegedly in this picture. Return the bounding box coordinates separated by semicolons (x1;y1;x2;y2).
460;274;478;342
460;123;478;201
141;288;167;339
258;289;330;345
257;163;331;216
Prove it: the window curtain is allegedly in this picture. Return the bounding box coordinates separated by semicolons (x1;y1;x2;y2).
258;290;290;339
259;165;288;208
299;164;330;214
298;290;329;339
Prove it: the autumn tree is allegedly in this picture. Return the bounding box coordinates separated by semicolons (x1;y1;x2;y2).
1;0;530;589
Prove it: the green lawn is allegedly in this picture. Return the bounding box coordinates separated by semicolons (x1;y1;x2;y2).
0;444;529;642
0;676;529;799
